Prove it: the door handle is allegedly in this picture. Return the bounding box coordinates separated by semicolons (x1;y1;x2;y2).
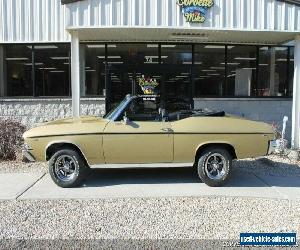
161;128;173;132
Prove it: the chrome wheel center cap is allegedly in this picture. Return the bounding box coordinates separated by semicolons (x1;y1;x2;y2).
63;163;71;170
212;163;218;170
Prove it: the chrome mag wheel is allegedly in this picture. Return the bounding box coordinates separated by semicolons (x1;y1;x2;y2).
54;155;77;182
204;153;227;180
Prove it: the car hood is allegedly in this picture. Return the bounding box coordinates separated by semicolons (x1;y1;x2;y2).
23;116;109;139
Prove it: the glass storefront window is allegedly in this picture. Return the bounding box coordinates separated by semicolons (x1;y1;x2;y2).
227;46;257;97
194;45;226;97
288;47;294;97
161;44;192;108
0;43;294;100
5;45;33;96
84;44;106;96
258;46;289;97
107;44;160;107
35;44;70;96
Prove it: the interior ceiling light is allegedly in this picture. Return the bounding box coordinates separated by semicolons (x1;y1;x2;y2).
260;47;269;50
50;57;69;60
144;56;168;59
24;63;44;66
275;47;288;51
260;47;287;51
38;67;57;70
161;45;177;48
87;45;105;48
107;62;123;64
221;62;240;65
147;44;159;48
205;45;234;49
202;69;216;72
87;44;116;48
235;57;256;60
276;58;293;62
29;45;58;49
6;58;29;61
50;70;65;73
98;56;121;59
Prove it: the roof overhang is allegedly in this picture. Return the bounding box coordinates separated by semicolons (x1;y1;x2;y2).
66;27;298;45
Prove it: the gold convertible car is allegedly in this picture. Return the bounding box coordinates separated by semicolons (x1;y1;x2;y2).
23;95;276;188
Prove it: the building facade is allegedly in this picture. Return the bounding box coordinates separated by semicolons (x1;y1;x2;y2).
0;0;300;147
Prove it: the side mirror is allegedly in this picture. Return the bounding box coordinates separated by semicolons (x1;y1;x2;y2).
123;112;129;125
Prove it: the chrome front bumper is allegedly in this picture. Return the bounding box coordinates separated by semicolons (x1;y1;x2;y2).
268;140;277;155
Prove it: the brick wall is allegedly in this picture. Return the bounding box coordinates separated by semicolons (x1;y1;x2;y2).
0;98;106;128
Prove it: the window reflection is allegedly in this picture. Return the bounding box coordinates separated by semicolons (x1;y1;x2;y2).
289;47;294;97
35;44;70;96
0;43;295;99
84;44;105;96
258;47;289;97
194;45;225;97
161;44;192;108
107;44;160;107
5;45;33;96
227;46;257;97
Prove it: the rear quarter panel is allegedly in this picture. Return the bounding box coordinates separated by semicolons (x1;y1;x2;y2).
171;116;274;162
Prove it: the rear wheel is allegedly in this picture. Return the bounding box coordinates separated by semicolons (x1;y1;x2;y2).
49;148;88;188
197;147;232;187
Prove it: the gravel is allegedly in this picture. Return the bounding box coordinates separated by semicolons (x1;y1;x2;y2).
0;197;298;245
0;161;47;174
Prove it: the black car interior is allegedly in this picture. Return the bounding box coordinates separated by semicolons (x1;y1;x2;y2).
118;97;226;122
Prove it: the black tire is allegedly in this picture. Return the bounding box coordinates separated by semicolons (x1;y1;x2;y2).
49;148;88;188
197;147;232;187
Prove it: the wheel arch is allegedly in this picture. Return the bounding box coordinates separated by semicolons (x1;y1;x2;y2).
45;141;90;167
194;142;237;164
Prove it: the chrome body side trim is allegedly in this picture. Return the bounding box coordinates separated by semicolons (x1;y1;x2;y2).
90;162;194;169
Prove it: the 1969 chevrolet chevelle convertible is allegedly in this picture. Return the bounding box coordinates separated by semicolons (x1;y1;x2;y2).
23;95;276;188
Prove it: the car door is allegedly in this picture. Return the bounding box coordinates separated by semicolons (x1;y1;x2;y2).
103;98;173;164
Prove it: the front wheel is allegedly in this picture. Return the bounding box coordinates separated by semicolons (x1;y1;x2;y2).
197;147;232;187
49;148;88;188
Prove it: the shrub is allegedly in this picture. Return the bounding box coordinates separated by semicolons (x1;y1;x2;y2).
0;120;26;161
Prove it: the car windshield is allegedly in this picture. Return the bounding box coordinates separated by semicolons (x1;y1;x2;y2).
104;98;128;120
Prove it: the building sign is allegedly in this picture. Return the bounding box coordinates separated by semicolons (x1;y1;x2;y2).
138;76;159;95
177;0;214;23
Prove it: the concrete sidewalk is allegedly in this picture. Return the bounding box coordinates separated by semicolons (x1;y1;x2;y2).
0;167;299;200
